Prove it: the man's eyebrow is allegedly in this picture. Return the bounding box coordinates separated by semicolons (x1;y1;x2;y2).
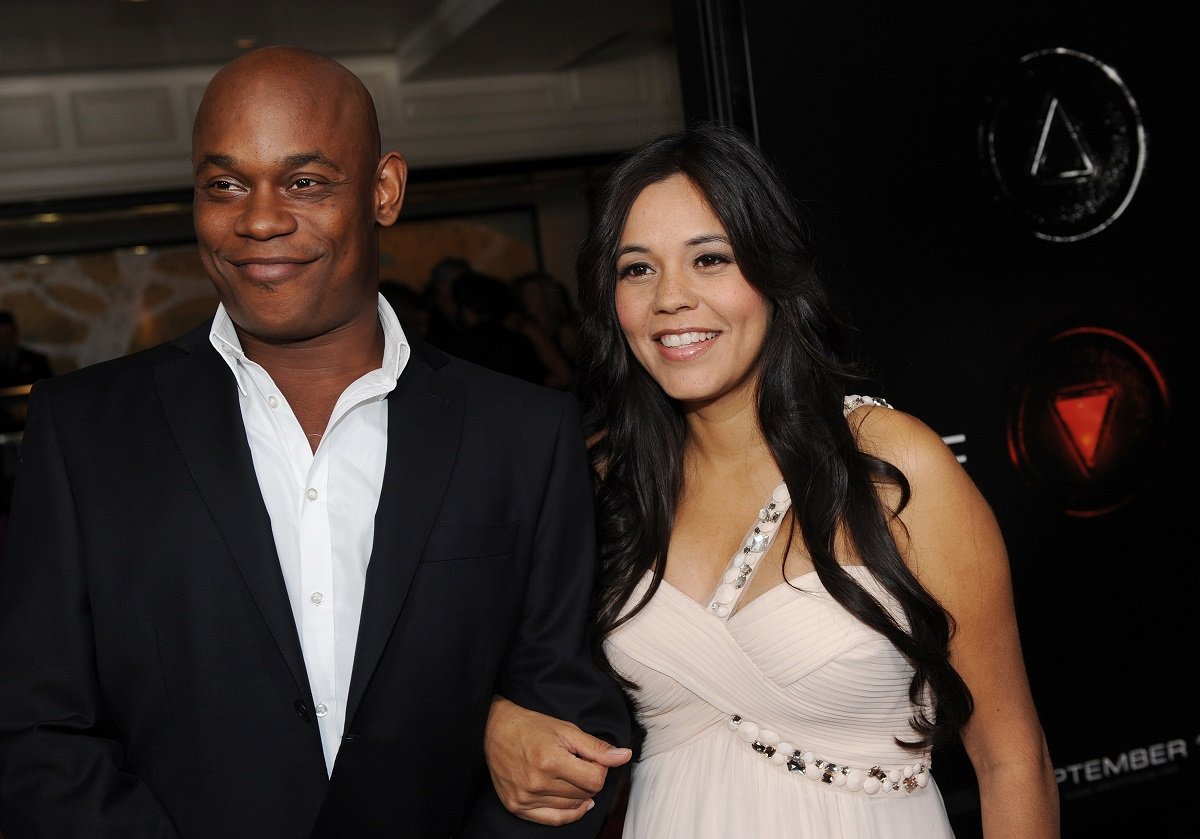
282;152;344;174
193;152;344;176
194;153;234;176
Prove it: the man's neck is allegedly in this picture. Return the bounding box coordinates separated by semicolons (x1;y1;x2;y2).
239;312;385;448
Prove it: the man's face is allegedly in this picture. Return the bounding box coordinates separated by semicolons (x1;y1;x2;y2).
191;69;387;346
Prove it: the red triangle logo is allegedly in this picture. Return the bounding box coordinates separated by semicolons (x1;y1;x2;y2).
1052;386;1113;471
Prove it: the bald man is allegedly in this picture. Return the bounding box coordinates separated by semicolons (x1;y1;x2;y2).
0;47;629;838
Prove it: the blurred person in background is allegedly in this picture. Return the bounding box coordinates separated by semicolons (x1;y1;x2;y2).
0;310;53;389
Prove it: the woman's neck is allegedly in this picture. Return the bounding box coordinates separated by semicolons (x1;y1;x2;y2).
682;400;778;491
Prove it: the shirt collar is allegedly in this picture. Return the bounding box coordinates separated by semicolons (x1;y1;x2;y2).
208;293;410;396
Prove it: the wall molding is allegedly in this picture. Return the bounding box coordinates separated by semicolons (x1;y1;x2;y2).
0;45;682;205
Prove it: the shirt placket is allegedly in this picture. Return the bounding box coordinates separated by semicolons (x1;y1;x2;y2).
298;447;337;763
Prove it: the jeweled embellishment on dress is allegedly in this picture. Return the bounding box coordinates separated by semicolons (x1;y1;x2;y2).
727;715;930;795
708;484;792;618
843;394;893;414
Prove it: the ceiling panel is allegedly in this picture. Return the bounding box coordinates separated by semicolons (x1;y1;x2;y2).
0;0;672;80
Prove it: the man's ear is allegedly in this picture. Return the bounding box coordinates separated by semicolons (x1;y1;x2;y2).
374;151;407;226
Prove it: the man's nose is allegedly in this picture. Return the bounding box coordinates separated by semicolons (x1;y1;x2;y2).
234;189;298;240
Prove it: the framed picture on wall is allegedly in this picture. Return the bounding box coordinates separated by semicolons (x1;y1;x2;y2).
0;202;543;377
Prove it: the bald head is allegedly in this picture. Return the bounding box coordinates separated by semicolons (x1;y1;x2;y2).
189;45;407;349
193;46;381;160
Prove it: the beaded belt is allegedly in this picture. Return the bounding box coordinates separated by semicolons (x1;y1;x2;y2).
728;715;930;795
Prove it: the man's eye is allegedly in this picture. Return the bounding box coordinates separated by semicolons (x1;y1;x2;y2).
293;178;318;189
210;180;237;191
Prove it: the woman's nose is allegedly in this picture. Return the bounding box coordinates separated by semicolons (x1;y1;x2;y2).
652;267;697;313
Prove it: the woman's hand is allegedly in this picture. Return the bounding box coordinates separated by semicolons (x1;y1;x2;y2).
485;695;633;825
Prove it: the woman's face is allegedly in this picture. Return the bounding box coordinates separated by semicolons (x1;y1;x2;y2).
613;174;768;410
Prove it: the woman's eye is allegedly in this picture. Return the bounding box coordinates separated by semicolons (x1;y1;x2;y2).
618;262;652;279
696;253;731;268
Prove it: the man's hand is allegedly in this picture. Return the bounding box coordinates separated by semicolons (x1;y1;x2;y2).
485;695;632;826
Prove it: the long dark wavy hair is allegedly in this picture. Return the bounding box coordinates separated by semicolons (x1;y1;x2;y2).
576;124;972;750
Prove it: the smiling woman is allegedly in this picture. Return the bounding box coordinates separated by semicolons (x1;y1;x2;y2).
613;174;767;408
484;123;1061;839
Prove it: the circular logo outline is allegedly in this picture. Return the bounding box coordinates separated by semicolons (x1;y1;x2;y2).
982;48;1147;243
1007;326;1169;517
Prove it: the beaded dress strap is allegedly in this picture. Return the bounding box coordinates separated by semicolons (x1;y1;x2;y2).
706;396;893;620
706;482;792;619
843;394;893;416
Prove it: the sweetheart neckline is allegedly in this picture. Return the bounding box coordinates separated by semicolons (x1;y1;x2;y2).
658;566;873;623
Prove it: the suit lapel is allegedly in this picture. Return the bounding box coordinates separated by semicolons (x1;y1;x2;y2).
345;355;464;721
155;328;310;697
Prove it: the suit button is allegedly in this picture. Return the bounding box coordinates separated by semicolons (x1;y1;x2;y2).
294;700;312;723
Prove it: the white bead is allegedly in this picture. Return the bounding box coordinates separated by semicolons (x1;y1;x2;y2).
887;769;901;784
727;717;741;731
802;751;815;764
804;765;822;781
845;769;865;791
713;583;736;604
772;483;791;503
758;729;780;746
917;771;930;788
832;772;847;787
902;765;914;779
724;567;740;583
864;777;881;795
735;721;759;742
769;749;789;766
715;604;730;618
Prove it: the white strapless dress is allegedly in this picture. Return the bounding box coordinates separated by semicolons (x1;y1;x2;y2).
604;397;956;838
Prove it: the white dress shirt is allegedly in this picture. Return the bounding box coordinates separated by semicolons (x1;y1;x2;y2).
210;294;409;775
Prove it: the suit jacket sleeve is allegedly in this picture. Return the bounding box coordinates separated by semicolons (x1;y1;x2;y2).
0;385;180;838
461;395;631;838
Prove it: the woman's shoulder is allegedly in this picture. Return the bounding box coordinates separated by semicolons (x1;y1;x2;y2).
843;395;959;481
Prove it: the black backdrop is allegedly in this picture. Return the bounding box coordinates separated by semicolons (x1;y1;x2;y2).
670;1;1196;835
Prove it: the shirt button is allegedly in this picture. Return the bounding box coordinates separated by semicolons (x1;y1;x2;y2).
268;395;279;408
315;703;328;718
306;488;318;501
310;592;325;606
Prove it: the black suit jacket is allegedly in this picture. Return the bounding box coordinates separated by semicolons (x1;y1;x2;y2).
0;323;629;838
